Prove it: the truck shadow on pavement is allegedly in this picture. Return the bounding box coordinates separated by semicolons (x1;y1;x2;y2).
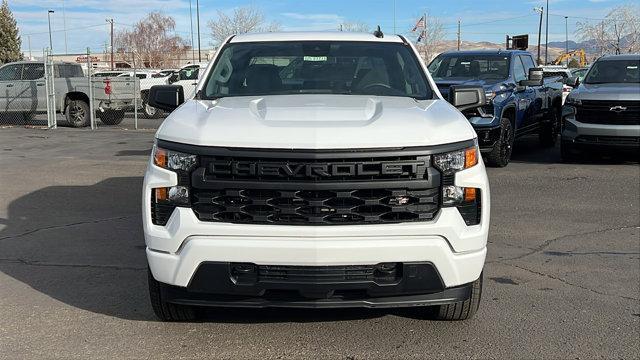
0;177;398;323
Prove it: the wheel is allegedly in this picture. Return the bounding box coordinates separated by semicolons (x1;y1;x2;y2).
99;110;125;125
429;273;483;321
539;107;560;147
148;269;197;322
141;92;162;119
560;141;580;163
65;100;90;127
485;118;514;167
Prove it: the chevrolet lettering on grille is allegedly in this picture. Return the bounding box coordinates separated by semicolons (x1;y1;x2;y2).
209;160;427;178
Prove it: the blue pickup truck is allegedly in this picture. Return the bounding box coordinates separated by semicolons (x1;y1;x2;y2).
428;50;563;166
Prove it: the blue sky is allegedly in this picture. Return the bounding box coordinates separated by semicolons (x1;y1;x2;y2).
8;0;634;55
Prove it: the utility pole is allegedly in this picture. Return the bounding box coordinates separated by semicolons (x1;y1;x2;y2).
457;19;461;51
189;0;195;62
196;0;202;62
614;23;620;54
47;10;54;53
106;19;114;70
28;35;32;60
534;7;543;65
565;16;569;67
545;0;549;65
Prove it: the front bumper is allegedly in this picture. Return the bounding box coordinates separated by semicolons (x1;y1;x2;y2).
561;115;640;150
474;125;502;153
157;261;475;309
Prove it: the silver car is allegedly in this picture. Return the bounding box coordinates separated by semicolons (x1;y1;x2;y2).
561;54;640;160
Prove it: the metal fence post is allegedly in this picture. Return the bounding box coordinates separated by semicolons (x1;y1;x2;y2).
133;52;138;130
44;48;52;128
87;47;96;130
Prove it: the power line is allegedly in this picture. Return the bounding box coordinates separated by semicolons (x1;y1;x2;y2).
21;23;105;36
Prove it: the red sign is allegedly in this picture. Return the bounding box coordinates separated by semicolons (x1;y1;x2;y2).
76;55;101;63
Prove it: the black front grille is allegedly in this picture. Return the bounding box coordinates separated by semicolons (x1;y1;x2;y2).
192;187;440;225
576;100;640;125
575;135;640;145
254;264;399;284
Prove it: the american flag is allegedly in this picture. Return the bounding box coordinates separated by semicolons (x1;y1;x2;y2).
412;16;425;32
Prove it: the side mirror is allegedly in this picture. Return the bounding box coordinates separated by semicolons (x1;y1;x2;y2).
564;76;579;87
449;85;486;111
519;67;544;87
148;85;184;112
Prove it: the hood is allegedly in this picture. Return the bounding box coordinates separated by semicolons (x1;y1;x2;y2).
434;79;503;99
156;94;476;149
573;83;640;101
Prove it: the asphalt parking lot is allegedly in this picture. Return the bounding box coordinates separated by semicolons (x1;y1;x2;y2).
0;127;638;359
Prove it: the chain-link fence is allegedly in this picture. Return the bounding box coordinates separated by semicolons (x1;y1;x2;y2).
1;49;207;130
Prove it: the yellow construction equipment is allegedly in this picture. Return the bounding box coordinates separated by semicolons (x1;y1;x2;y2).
553;49;588;67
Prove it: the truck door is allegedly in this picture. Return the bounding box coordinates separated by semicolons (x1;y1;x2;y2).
0;64;23;112
512;56;536;131
519;55;546;129
19;63;46;113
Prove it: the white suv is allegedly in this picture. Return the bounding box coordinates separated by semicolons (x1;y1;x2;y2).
143;31;490;321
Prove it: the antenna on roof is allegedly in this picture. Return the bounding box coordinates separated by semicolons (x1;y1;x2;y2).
373;25;384;38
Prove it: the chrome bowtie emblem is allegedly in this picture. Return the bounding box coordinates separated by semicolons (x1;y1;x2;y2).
610;106;627;113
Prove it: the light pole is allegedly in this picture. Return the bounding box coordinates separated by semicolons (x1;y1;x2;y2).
196;0;201;62
545;0;549;65
189;0;195;62
534;7;543;65
565;16;569;67
47;10;55;52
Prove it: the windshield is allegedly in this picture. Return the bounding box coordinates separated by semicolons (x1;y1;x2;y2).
202;41;432;99
584;59;639;84
428;54;510;81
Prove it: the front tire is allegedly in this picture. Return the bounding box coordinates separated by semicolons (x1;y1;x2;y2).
148;269;197;322
429;273;483;321
486;118;514;167
65;100;90;127
539;107;560;147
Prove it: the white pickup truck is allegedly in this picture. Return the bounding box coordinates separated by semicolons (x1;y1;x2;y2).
0;61;140;127
144;31;490;321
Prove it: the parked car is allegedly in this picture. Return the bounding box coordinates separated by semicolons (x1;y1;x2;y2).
0;61;140;127
166;62;208;98
561;54;640;160
116;70;161;80
428;50;563;167
143;31;490;321
541;65;574;104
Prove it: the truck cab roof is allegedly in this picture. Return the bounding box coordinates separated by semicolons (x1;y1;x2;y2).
438;49;531;57
229;31;404;44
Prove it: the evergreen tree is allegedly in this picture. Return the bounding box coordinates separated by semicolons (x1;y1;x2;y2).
0;0;22;64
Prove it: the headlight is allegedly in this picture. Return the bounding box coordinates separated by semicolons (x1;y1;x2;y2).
434;145;482;225
433;146;478;175
153;145;197;171
565;97;581;106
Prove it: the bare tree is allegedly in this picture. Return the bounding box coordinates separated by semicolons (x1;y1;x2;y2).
115;12;189;68
576;4;640;55
339;21;370;32
208;6;281;45
412;14;445;62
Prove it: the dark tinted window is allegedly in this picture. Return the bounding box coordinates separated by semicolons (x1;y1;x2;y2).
204;41;431;99
428;54;510;81
55;64;84;78
0;64;22;81
22;63;45;80
584;59;639;84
